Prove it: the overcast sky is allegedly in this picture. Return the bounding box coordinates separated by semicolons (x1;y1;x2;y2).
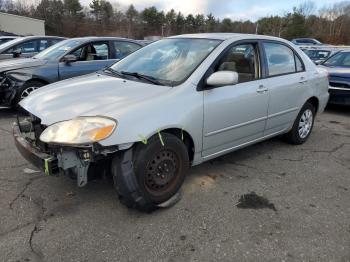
90;0;347;21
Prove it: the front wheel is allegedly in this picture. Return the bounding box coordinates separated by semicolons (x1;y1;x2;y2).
13;80;45;106
112;133;189;212
284;102;316;145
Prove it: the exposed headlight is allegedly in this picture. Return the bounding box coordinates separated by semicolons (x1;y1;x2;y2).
40;117;117;145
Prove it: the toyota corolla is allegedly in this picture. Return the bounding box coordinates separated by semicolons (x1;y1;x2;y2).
13;34;329;212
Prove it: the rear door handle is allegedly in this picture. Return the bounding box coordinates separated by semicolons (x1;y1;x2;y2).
257;85;268;93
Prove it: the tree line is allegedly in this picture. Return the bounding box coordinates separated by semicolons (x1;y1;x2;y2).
1;0;350;44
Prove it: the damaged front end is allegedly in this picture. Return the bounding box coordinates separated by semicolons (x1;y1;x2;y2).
0;73;18;105
13;113;119;187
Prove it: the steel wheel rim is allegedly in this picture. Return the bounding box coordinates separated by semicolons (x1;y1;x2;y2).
20;86;38;100
145;149;179;194
298;109;313;139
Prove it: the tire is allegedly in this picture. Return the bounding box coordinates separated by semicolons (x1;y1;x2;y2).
284;102;316;145
112;133;189;212
12;80;45;107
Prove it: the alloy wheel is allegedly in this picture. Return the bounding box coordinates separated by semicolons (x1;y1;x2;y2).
298;109;313;139
20;86;39;100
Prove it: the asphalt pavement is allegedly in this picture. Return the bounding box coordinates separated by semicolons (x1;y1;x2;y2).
0;106;349;262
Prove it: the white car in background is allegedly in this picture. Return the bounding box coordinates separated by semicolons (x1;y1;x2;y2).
14;33;329;212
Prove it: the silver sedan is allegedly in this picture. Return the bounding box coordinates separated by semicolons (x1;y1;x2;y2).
15;33;329;212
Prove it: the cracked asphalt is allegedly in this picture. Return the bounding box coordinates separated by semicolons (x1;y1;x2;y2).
0;106;349;262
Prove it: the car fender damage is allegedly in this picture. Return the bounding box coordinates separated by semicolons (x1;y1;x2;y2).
111;148;181;212
0;72;32;105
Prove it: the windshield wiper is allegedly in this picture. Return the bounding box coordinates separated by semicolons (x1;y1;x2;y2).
103;68;125;78
121;71;164;86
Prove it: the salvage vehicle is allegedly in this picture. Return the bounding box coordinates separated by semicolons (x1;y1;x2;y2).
0;36;65;60
319;50;350;105
14;33;330;212
0;37;143;106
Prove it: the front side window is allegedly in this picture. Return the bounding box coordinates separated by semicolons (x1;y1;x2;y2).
263;42;302;76
113;41;141;59
70;42;109;61
110;38;221;86
6;40;37;54
215;43;259;83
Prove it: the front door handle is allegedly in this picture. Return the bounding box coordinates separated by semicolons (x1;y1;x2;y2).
299;76;308;84
257;85;268;93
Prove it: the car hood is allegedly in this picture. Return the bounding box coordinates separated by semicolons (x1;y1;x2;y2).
20;73;172;125
318;65;350;78
0;58;46;72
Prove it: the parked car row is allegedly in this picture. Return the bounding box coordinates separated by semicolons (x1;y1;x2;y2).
0;37;144;106
9;33;331;212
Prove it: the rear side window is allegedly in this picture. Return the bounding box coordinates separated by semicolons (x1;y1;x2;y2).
263;42;304;76
113;41;141;59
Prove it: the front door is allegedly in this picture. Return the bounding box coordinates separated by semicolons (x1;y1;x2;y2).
59;41;117;80
202;42;269;158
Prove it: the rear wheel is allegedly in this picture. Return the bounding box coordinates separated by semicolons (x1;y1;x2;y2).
112;133;189;211
284;102;315;144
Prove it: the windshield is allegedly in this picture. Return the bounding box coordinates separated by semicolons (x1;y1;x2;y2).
323;52;350;67
305;50;330;60
34;39;82;60
109;38;222;86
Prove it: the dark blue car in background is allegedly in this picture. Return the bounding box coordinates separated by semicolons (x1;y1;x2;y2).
0;37;143;106
319;50;350;106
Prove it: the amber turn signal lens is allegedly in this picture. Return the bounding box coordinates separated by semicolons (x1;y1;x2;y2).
90;125;114;141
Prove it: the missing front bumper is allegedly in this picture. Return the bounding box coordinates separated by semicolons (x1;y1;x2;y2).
13;122;59;175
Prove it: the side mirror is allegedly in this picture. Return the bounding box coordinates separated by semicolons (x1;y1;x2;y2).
12;48;22;58
206;71;239;87
62;54;77;64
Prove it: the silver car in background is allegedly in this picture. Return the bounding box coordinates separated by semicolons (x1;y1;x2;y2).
14;33;329;212
0;36;65;60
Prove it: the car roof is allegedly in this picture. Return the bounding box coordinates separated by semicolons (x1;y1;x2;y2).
16;36;66;40
169;33;290;42
0;36;17;39
68;36;143;44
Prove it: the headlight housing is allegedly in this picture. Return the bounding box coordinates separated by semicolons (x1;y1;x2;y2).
40;117;117;145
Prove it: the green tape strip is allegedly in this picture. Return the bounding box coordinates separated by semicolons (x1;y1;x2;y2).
138;134;148;145
157;129;164;146
44;157;53;176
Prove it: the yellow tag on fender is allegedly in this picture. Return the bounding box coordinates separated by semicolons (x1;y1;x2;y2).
44;157;53;176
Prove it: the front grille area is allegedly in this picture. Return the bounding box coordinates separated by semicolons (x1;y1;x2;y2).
330;82;350;89
17;112;48;151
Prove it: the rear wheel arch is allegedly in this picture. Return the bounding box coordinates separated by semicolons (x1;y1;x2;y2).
23;78;49;87
306;96;319;113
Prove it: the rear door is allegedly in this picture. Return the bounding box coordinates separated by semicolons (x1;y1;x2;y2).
58;41;117;80
261;41;309;135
